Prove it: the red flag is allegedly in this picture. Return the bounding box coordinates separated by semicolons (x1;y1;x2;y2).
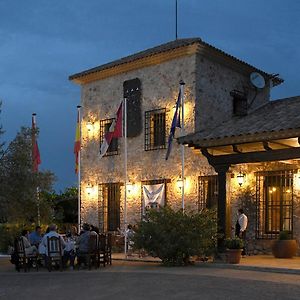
74;109;81;174
100;101;123;157
32;114;41;173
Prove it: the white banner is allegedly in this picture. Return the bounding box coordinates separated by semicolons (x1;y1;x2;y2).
142;183;165;211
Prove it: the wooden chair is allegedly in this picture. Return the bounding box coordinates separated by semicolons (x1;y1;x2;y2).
98;234;107;267
47;236;63;272
105;233;112;265
14;237;38;272
87;234;98;270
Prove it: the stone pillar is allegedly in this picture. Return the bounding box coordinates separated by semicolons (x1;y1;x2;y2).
214;164;230;251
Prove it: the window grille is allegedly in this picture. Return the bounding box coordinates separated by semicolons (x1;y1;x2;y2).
198;175;218;210
144;108;166;151
256;170;294;239
99;118;118;156
98;183;121;232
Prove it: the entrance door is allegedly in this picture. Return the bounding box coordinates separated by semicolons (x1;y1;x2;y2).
99;183;120;232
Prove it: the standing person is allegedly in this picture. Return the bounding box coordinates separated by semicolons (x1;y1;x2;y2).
126;224;135;256
29;226;42;247
235;208;248;256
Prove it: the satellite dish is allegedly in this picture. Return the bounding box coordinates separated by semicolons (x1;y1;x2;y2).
250;72;265;89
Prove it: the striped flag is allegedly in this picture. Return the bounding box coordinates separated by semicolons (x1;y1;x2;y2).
74;109;81;174
100;101;123;158
165;89;181;160
32;114;41;172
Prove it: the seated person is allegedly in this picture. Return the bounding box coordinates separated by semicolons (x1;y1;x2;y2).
20;230;38;256
40;224;66;256
29;226;42;247
63;230;77;269
76;223;98;266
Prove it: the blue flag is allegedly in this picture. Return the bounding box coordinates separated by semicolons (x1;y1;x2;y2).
165;89;181;160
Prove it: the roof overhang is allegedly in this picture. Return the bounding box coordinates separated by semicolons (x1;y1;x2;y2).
179;132;300;167
69;38;283;86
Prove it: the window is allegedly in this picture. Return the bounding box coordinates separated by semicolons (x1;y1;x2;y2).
198;175;218;210
99;118;118;156
230;90;247;116
98;183;121;232
145;108;166;151
256;170;294;239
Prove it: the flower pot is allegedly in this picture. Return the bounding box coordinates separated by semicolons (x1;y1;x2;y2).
226;249;242;264
272;240;297;258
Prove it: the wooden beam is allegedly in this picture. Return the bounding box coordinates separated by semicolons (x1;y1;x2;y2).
263;141;272;151
207;147;300;166
232;144;242;153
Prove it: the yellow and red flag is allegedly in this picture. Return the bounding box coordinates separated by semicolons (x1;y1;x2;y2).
32;114;41;173
74;108;81;174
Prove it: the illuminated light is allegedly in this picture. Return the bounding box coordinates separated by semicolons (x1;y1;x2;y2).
86;183;95;195
126;182;133;194
272;187;277;192
176;177;187;190
237;172;246;187
86;122;94;132
286;189;291;193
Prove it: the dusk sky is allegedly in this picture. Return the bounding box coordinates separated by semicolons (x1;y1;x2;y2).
0;0;299;191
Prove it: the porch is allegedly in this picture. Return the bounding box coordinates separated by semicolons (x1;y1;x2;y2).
179;96;300;251
110;253;300;274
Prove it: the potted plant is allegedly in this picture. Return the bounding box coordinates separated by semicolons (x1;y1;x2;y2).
224;237;244;264
272;231;297;258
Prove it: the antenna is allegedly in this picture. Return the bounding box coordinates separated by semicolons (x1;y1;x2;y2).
175;0;178;40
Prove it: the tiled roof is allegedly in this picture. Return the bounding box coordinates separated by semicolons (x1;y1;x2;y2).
69;38;283;85
179;96;300;147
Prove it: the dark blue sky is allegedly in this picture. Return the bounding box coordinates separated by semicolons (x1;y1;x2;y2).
1;0;299;191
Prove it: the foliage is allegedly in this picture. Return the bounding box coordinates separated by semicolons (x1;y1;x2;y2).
133;207;218;266
0;126;55;224
44;187;78;224
224;237;244;249
278;230;292;240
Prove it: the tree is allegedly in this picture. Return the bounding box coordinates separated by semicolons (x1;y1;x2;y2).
0;101;7;222
1;126;55;224
43;187;78;224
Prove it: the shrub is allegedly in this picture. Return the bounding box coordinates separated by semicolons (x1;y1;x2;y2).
133;207;218;266
278;230;292;240
224;237;244;249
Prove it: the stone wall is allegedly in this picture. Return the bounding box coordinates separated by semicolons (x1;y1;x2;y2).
195;53;271;132
230;162;300;255
79;53;215;229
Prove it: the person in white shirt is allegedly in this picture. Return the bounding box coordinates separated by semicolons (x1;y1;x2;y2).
40;224;66;256
236;208;248;256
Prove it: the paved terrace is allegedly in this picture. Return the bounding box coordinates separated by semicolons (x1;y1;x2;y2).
1;255;300;300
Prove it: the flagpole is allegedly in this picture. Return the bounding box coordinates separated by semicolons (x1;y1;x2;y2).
77;105;82;232
124;98;128;258
32;113;41;226
179;80;185;212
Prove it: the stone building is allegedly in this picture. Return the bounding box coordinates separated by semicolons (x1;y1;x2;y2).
69;38;300;254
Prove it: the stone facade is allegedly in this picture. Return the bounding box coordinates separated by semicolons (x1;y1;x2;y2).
73;40;299;255
79;53;215;229
195;53;270;131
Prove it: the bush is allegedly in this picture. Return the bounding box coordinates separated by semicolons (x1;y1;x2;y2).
278;230;292;240
224;237;244;249
133;207;218;266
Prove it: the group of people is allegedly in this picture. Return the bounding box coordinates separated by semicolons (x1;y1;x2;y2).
15;223;101;270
